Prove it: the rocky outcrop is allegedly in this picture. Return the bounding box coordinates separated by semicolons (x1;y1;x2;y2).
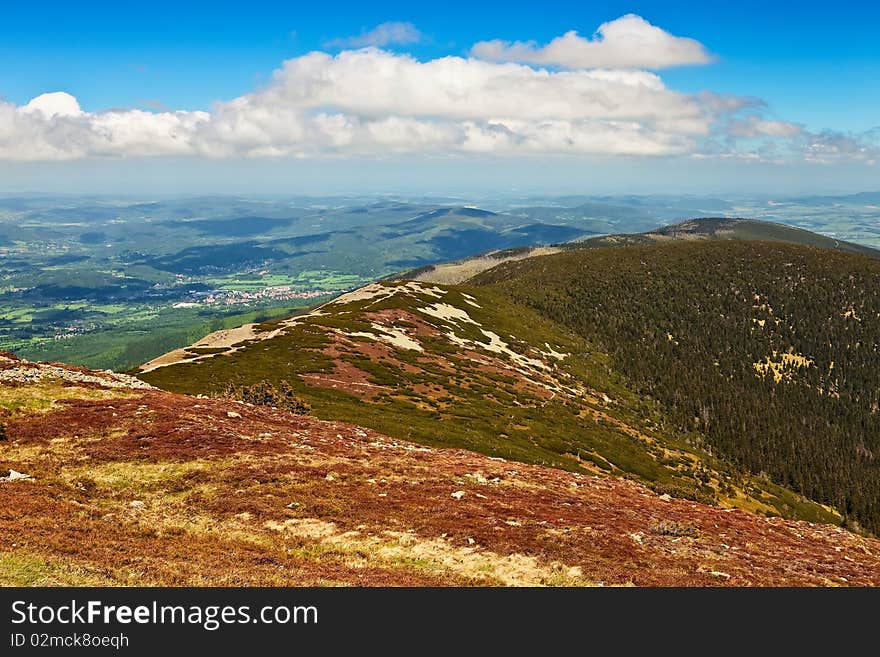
0;353;153;390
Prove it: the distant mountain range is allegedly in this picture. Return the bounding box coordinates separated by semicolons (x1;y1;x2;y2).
4;192;878;371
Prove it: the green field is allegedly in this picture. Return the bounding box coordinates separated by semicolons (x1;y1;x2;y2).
14;299;331;371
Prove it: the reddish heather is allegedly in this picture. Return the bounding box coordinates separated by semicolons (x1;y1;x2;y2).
1;375;878;586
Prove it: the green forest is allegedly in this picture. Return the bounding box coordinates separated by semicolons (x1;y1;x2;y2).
475;241;880;534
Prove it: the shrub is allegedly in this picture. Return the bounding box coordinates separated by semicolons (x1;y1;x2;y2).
74;477;98;496
220;380;311;415
649;519;699;537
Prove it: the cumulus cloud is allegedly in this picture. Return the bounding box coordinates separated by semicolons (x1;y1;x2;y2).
0;49;724;160
22;92;84;118
471;14;713;70
325;21;423;48
0;92;209;160
0;41;871;165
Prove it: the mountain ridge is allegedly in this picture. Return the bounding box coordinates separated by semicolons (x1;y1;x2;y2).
568;217;880;258
4;218;880;586
404;217;880;286
138;219;880;535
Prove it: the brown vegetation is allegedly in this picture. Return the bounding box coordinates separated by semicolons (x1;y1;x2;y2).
1;367;879;586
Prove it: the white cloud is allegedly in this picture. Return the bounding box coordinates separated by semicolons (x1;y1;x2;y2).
0;49;722;160
0;40;870;165
22;92;84;118
803;130;879;164
325;21;423;48
727;116;803;138
198;49;735;158
260;50;703;124
471;14;713;70
0;97;209;161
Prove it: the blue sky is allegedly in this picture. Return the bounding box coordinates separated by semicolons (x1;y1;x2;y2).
0;1;877;194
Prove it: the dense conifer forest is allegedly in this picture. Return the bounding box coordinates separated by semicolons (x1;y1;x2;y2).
476;241;880;533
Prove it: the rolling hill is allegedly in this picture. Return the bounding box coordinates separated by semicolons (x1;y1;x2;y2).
1;196;598;371
140;219;880;537
6;189;877;374
569;217;880;258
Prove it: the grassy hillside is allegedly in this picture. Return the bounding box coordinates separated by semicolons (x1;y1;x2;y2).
5;353;879;586
140;219;880;533
141;280;840;526
472;240;880;534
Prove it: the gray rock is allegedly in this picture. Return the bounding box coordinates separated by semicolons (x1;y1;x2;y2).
0;356;154;390
0;469;34;482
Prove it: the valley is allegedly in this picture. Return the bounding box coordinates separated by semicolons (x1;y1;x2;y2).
3;192;878;371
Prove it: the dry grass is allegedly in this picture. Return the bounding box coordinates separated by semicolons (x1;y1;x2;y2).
754;351;814;382
413;248;562;285
1;377;878;587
